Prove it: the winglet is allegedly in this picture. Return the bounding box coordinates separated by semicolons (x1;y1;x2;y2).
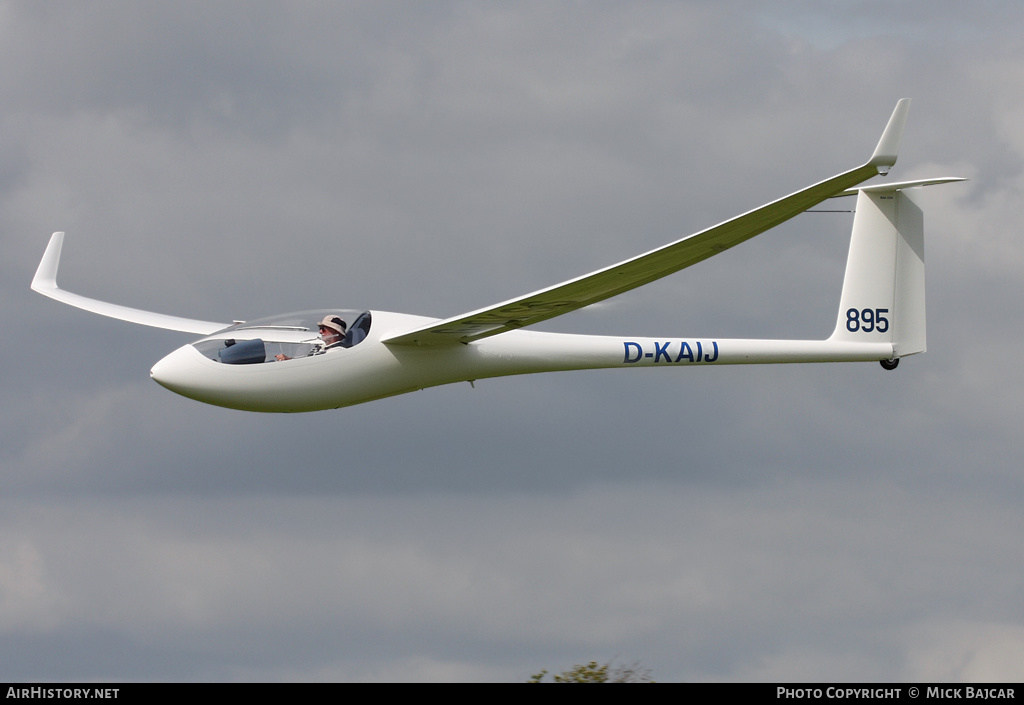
869;98;911;175
31;231;65;293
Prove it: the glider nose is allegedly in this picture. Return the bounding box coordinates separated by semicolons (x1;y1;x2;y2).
150;344;202;394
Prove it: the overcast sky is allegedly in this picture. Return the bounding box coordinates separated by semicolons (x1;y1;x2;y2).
2;1;1022;682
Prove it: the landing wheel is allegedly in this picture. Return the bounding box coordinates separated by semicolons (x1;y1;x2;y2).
880;358;899;371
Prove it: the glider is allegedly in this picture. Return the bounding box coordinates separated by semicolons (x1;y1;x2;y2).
32;99;964;412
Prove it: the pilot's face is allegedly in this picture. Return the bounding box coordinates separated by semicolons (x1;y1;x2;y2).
319;325;342;344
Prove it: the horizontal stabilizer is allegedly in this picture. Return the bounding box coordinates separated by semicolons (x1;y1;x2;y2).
837;177;966;196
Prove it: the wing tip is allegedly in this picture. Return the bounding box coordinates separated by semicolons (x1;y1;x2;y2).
31;231;66;294
29;231;230;335
869;98;912;174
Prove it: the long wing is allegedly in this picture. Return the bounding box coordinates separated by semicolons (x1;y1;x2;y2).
383;100;912;347
31;232;230;335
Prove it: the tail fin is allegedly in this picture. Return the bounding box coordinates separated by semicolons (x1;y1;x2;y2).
829;178;964;358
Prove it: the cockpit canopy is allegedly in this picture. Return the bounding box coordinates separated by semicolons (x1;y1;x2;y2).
191;309;372;364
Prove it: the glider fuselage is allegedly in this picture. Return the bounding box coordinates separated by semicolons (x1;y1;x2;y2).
149;309;893;412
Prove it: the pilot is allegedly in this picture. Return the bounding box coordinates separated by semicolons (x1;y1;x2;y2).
275;315;348;361
317;315;348;350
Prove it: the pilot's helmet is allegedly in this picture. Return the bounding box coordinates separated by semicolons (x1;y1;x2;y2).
318;315;347;335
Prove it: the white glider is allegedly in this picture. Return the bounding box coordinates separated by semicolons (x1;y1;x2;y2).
32;99;964;412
